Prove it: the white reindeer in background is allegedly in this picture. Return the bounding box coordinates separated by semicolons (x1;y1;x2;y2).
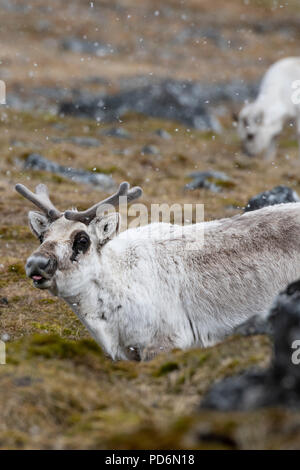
16;182;300;361
238;57;300;160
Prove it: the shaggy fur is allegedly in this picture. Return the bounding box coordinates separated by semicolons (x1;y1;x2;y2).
25;202;300;361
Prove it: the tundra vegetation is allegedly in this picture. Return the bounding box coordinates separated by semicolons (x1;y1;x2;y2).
1;0;300;450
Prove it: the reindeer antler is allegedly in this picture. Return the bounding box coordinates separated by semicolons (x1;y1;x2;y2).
64;181;143;224
15;183;62;221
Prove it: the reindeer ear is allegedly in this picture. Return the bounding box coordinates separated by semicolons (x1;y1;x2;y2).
28;211;51;239
91;212;120;246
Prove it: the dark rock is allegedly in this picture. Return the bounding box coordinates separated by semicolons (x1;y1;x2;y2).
201;370;266;411
174;26;229;49
83;76;110;86
60;37;117;57
250;19;300;38
101;127;131;138
196;430;237;449
0;297;8;307
201;279;300;411
232;314;273;337
51;136;101;147
185;170;230;192
7;78;258;123
154;129;172;140
23;153;115;191
268;280;300;384
59;79;227;131
141;145;159;155
116;76;258;105
244;186;300;212
14;376;33;387
6;85;76;113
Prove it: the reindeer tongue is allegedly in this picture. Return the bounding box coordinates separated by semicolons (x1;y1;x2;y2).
32;275;43;281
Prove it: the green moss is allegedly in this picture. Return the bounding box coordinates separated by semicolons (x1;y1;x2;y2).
281;139;298;149
0;226;33;241
221;197;243;208
234;160;258;170
85;165;118;174
197;352;210;366
62;328;73;336
16;151;33;161
0;430;28;449
154;361;179;377
174;154;189;163
42;113;60;123
199;131;219;140
214;179;236;189
8;263;26;277
109;362;138;379
11;295;23;302
38;298;56;305
220;358;241;375
26;334;102;360
31;322;62;334
50;174;65;184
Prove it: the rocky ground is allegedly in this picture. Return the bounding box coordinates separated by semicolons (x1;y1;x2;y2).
1;0;300;449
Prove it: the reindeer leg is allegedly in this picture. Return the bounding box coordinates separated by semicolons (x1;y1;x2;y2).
264;138;277;161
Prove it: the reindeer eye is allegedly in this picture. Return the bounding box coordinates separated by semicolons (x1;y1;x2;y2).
71;231;90;261
78;237;89;248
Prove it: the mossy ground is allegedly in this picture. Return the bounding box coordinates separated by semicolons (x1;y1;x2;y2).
1;334;273;449
1;0;300;450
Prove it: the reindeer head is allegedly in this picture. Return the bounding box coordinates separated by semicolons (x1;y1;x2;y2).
15;182;142;296
237;102;285;157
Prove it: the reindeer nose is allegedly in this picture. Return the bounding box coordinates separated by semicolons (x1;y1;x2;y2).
26;254;57;280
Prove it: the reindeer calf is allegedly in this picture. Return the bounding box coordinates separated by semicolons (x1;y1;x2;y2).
238;57;300;160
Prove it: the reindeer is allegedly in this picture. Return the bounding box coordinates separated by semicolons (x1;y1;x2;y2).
16;182;300;360
237;57;300;160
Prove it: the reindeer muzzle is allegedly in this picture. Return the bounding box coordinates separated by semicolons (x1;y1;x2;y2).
242;142;256;158
26;254;57;288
